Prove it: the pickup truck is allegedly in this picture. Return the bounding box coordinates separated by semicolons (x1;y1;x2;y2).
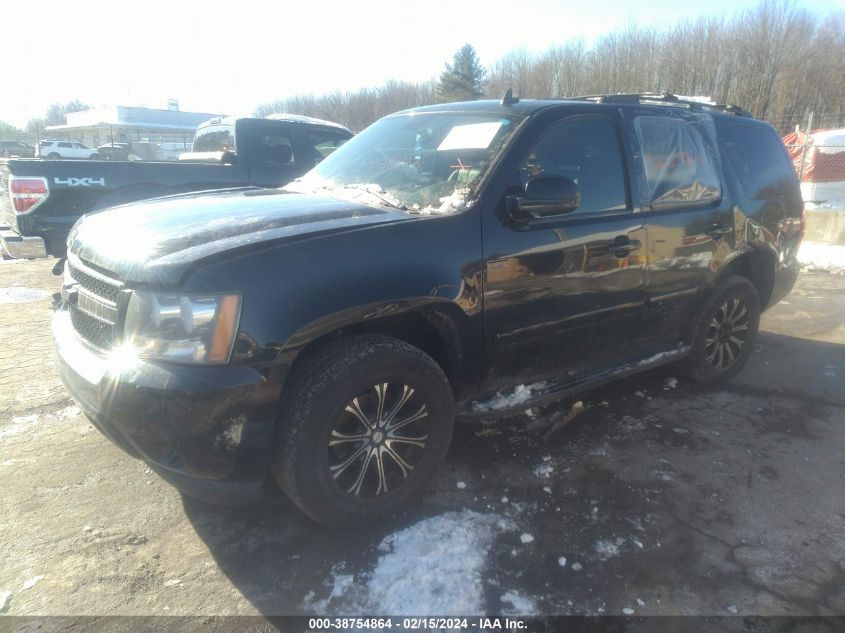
53;93;803;527
0;115;352;258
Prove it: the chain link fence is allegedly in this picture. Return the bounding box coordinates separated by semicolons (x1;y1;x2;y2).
777;112;845;210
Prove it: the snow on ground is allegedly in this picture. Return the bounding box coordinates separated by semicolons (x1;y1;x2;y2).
0;287;51;304
363;511;514;614
594;538;625;561
804;199;845;210
798;242;845;274
305;510;518;615
303;572;356;612
0;406;81;441
20;576;44;591
471;382;547;413
500;591;537;615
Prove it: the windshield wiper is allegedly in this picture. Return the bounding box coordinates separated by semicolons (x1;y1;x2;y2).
285;181;408;211
340;184;408;211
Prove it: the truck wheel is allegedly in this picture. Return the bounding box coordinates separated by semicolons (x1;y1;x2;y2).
272;334;454;527
683;276;760;383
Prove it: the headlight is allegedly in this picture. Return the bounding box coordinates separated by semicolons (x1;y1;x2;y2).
124;291;241;365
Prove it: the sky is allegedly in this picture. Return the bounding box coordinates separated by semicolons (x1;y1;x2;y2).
2;0;843;128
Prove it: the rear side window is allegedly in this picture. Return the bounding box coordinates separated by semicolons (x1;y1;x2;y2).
193;125;235;153
717;121;796;200
58;142;72;148
635;116;721;208
258;131;295;167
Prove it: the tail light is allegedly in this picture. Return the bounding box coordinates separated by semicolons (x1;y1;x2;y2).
9;176;49;213
777;203;805;241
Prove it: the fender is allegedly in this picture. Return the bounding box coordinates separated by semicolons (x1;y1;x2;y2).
182;210;485;394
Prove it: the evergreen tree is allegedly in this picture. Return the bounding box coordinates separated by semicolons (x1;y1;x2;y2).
437;44;487;102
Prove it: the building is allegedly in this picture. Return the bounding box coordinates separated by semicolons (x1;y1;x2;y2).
43;103;225;153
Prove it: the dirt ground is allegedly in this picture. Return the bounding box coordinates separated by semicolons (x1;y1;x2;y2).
1;258;844;618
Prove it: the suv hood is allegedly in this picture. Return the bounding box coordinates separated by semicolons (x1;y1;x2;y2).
68;188;408;285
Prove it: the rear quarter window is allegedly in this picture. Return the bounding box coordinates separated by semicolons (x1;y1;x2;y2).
717;120;797;200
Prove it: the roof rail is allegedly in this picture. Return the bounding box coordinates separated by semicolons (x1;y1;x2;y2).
569;92;752;117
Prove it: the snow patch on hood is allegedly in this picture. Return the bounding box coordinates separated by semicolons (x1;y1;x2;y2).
413;189;470;216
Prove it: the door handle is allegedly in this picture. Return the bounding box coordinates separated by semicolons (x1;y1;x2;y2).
706;222;732;239
605;237;641;258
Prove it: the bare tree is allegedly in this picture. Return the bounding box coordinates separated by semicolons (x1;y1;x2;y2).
255;1;845;133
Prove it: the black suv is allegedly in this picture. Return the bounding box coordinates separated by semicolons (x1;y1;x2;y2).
53;94;803;527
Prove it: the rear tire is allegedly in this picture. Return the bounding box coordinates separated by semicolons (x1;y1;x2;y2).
683;276;760;383
271;334;454;527
47;153;60;159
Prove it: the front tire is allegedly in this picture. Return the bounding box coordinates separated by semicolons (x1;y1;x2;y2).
683;276;760;383
272;334;454;527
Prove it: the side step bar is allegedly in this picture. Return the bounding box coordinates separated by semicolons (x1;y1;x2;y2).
460;346;691;418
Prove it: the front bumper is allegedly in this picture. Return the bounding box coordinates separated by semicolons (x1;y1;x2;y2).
0;227;47;258
52;309;279;505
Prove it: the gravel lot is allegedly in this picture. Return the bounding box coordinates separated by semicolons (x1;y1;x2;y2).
1;258;844;618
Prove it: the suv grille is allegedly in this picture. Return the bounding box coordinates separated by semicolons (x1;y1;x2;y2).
66;259;123;350
69;306;115;349
68;262;122;303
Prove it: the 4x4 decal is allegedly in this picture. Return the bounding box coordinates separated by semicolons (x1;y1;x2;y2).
54;177;105;187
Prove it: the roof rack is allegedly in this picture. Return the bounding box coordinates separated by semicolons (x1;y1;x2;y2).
568;92;752;117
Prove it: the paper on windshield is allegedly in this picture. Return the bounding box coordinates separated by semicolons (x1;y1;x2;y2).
437;122;503;151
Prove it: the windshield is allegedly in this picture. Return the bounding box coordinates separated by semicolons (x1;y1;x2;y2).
286;112;524;213
192;124;235;153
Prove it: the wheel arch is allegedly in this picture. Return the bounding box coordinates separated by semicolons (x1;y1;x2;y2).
277;300;473;401
717;247;777;309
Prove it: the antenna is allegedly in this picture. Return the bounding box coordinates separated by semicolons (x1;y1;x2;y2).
501;88;519;106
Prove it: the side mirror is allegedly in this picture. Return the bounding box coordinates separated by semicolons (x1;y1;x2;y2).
507;175;580;222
